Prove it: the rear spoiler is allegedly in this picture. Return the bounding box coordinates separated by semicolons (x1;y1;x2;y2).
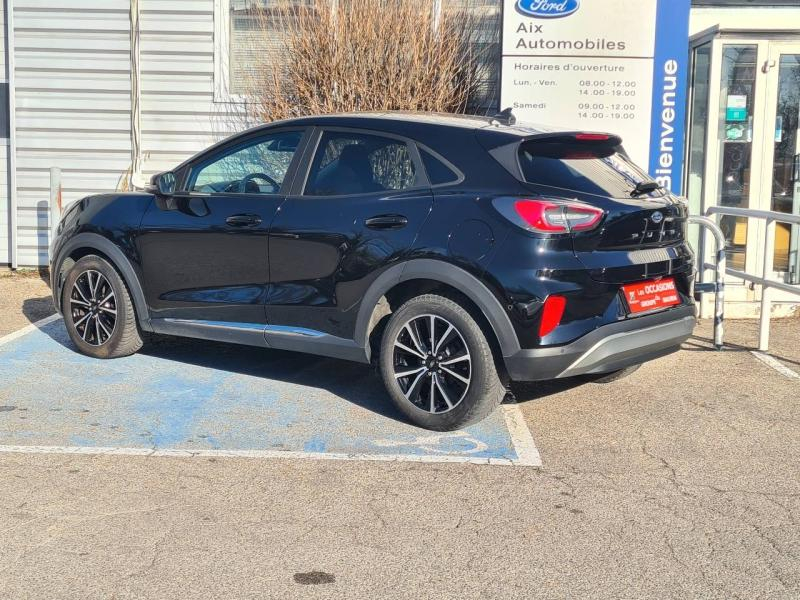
477;130;624;181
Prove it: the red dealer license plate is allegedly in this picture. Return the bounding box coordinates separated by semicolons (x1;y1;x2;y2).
622;278;681;314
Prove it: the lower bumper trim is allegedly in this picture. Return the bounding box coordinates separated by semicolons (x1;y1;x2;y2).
503;305;696;382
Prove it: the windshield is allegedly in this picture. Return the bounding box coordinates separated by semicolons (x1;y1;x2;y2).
518;139;666;199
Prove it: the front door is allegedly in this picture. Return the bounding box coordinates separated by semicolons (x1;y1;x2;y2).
266;128;433;344
136;128;307;324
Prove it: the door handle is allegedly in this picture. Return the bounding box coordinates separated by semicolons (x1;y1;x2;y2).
225;213;262;227
365;214;408;230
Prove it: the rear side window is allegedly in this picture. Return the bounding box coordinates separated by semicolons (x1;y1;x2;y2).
305;131;417;196
420;149;460;186
518;139;665;198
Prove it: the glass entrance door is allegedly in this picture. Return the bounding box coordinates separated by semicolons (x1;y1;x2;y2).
688;36;800;311
716;44;758;274
762;45;800;284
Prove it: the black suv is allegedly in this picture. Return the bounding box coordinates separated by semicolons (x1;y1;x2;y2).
50;113;695;431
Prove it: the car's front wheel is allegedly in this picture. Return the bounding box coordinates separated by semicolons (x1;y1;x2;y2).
62;255;143;359
379;294;506;431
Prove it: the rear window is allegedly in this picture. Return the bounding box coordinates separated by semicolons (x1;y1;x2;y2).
420;148;460;186
518;139;665;199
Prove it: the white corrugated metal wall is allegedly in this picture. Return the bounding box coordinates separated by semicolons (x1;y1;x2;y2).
139;0;222;178
0;2;9;265
6;0;238;266
12;0;132;266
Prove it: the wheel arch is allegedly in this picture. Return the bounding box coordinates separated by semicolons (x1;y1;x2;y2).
355;259;520;362
53;233;152;331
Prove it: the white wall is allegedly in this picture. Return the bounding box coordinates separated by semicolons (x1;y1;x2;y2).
0;3;9;265
138;0;237;179
12;0;132;266
690;6;800;37
8;0;243;266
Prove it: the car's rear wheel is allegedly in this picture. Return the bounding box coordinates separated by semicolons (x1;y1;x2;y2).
379;294;506;431
62;255;143;359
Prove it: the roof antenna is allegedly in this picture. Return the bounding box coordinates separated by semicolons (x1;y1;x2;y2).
491;107;516;126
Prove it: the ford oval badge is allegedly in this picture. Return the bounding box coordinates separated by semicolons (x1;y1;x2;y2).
651;211;664;225
516;0;580;18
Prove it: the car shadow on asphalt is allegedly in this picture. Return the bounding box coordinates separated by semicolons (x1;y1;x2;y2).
34;320;410;424
682;333;800;368
21;296;56;326
509;377;588;403
139;334;414;423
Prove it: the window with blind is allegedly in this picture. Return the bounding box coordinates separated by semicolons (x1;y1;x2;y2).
226;0;501;113
228;0;309;95
445;0;502;115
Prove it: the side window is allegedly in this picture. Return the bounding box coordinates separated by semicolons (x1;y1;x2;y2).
190;130;303;194
420;148;460;185
305;131;417;196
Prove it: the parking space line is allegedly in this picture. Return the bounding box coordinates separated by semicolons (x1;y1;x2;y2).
501;403;543;467
751;351;800;381
0;313;61;347
0;444;534;466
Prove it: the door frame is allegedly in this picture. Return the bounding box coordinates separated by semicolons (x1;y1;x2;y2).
688;29;800;309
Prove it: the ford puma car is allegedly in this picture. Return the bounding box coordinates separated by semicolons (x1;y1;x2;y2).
50;113;695;431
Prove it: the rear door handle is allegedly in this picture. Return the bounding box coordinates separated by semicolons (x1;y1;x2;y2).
365;214;408;230
225;213;262;227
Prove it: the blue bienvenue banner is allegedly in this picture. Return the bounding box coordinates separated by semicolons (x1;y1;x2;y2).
648;0;691;194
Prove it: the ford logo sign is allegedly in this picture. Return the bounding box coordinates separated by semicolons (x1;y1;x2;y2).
516;0;580;18
651;211;664;225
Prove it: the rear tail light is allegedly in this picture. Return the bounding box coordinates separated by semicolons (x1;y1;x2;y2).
508;199;604;234
539;295;566;337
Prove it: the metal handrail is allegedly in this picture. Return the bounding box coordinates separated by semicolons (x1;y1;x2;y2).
701;206;800;351
707;206;800;226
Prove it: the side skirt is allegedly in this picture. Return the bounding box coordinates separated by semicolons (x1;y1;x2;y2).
150;319;369;364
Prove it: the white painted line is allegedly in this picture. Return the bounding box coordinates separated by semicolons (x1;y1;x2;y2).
501;402;543;467
0;313;61;347
751;351;800;381
0;443;535;467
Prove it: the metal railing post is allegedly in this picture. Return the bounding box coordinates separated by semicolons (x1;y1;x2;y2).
713;233;726;350
759;218;776;351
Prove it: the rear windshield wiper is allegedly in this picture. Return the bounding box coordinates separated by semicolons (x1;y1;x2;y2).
630;181;662;197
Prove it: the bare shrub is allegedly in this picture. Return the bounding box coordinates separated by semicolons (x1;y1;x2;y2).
237;0;496;123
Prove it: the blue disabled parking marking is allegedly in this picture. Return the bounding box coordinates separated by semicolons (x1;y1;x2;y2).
0;318;540;466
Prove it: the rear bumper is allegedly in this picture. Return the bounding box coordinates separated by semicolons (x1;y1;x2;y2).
503;305;696;381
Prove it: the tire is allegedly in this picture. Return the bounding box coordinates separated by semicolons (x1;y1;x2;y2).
62;254;143;359
587;364;641;384
379;294;506;431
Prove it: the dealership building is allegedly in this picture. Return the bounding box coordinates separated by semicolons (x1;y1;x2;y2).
0;0;797;314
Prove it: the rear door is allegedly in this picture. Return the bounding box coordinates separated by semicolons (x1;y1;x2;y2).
136;128;308;324
266;127;433;342
516;135;693;285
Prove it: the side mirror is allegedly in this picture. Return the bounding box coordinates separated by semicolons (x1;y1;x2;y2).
150;171;177;196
